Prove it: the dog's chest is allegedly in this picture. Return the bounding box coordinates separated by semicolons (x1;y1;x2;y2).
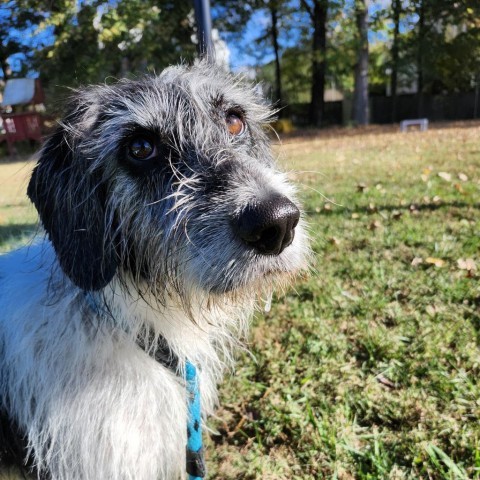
1;293;190;478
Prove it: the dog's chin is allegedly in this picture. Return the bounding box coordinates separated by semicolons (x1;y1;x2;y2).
206;268;298;297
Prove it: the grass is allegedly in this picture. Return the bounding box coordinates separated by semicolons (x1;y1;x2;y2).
1;123;479;479
206;122;480;479
0;155;37;251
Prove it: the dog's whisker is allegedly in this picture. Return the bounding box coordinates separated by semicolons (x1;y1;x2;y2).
297;183;344;207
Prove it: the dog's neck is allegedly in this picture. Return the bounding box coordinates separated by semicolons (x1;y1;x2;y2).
88;274;255;375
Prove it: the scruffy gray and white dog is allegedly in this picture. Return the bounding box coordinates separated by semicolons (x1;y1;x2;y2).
0;62;309;480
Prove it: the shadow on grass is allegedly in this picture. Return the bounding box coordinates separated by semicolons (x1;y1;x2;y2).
0;223;37;250
306;200;480;216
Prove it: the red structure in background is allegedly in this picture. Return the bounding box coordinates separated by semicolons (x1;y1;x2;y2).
1;78;45;155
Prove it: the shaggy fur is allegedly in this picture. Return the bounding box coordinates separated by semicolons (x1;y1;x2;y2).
0;62;309;480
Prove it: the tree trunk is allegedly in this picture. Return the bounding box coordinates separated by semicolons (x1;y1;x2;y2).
391;0;401;122
120;57;130;77
352;0;369;125
0;54;9;81
417;0;425;117
309;0;327;127
270;4;283;115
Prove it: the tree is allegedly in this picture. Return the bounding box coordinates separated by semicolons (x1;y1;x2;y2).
390;0;401;121
424;0;480;93
415;0;425;115
33;0;195;96
0;1;47;79
256;45;311;105
213;0;293;110
352;0;369;125
269;2;283;110
404;0;480;98
300;0;328;126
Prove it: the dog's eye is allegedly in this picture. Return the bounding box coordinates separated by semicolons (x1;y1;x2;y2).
128;138;155;160
226;112;245;136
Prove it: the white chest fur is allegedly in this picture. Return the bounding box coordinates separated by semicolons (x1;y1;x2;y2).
0;241;249;480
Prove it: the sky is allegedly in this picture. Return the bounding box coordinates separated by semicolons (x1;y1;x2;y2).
215;7;304;72
218;11;275;71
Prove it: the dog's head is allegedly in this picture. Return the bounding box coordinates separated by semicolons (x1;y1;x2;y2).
28;63;309;303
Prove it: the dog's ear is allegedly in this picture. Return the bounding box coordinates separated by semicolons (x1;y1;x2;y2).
28;113;118;291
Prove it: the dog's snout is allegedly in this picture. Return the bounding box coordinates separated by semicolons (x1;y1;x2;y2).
234;195;300;255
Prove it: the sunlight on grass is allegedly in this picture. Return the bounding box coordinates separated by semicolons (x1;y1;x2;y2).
1;123;479;479
207;122;480;480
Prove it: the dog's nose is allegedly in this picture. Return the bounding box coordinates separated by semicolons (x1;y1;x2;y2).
234;195;300;255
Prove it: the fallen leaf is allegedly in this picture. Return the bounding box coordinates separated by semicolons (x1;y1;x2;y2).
411;257;423;266
423;167;432;176
426;257;445;268
458;172;468;182
376;374;396;389
368;203;377;212
432;196;442;203
454;183;464;193
438;172;452;182
457;258;476;271
323;203;332;211
351;213;360;219
368;220;382;230
341;290;359;301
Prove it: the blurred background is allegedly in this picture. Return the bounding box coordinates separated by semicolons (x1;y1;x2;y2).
1;0;480;132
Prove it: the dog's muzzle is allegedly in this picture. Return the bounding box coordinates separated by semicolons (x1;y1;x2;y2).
233;194;300;255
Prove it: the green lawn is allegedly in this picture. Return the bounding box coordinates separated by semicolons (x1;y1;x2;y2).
207;123;480;479
1;123;479;479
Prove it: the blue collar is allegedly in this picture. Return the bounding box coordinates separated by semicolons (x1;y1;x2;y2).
185;362;205;479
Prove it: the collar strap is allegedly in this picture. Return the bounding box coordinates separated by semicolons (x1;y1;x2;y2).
185;362;205;479
135;330;180;373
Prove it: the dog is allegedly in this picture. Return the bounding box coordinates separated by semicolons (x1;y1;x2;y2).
0;62;309;480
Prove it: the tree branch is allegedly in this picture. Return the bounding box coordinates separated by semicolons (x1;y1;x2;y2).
300;0;314;21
